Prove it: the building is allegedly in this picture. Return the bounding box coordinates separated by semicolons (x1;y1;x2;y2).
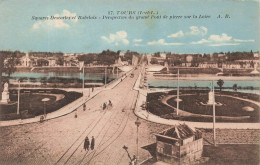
198;62;218;68
132;55;139;65
155;124;203;164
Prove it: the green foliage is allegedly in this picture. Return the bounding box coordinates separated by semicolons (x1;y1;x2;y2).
98;49;119;65
154;52;160;57
2;51;20;77
150;57;159;64
123;50;140;64
233;84;238;92
217;79;224;91
77;53;96;64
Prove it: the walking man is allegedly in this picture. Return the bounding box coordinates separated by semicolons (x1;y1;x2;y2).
108;100;112;107
103;103;106;110
84;136;90;151
91;136;95;150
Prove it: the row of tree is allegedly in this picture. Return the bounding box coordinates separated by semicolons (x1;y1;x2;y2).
154;51;257;66
77;50;141;66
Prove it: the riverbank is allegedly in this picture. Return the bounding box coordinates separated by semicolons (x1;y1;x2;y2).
161;67;259;75
149;73;260;81
15;66;118;73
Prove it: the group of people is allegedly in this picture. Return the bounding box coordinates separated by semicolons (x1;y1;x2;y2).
84;136;95;151
102;100;113;110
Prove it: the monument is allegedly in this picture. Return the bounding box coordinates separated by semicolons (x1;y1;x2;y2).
0;82;10;104
207;91;215;105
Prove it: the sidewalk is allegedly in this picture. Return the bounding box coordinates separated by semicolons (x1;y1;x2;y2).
0;69;133;127
133;72;260;129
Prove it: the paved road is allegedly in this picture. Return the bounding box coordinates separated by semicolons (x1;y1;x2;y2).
0;68;158;165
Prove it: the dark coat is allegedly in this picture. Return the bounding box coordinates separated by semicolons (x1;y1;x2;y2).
91;137;95;150
84;137;90;150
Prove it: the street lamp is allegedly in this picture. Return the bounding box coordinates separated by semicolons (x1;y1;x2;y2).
17;80;20;115
41;98;50;119
135;117;141;164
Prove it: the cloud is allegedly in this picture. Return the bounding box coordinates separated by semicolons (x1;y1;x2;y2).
32;10;77;30
168;26;207;38
133;39;142;42
147;39;183;46
209;43;240;47
101;31;129;46
208;33;232;42
233;39;255;42
188;26;208;36
191;33;255;46
191;39;211;44
134;43;143;47
168;30;184;38
62;10;78;23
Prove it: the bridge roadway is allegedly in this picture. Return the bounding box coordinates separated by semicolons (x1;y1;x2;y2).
0;67;157;165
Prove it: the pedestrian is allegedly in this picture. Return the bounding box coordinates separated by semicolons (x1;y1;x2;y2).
103;103;106;110
83;103;86;111
131;155;137;165
91;136;95;150
84;136;90;151
108;100;112;107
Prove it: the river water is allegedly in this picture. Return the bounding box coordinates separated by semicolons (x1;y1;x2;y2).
147;73;260;94
2;71;119;82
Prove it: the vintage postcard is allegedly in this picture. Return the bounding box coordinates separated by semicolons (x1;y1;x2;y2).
0;0;259;164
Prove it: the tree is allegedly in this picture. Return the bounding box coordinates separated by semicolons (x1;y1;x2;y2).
0;54;5;100
154;52;160;57
56;56;64;66
150;58;159;64
124;50;140;64
77;54;96;65
233;83;238;92
217;79;224;92
0;51;19;100
3;52;19;77
97;49;119;66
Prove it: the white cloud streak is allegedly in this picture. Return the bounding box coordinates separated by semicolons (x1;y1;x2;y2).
168;30;184;38
209;43;240;46
188;26;208;36
191;33;255;46
147;39;183;46
233;39;255;42
101;31;129;46
133;39;143;42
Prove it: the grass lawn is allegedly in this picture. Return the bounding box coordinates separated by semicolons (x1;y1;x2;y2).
202;144;259;165
147;90;259;122
167;95;259;117
0;89;82;120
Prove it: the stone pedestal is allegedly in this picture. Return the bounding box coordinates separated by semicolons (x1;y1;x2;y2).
207;91;214;105
0;91;10;104
0;82;10;104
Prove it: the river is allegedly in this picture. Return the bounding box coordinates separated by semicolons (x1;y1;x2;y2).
147;73;260;94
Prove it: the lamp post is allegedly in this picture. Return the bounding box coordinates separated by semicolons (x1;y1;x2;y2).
42;98;50;119
17;80;20;115
212;81;216;147
135;117;141;165
105;67;107;87
177;69;179;115
79;61;85;95
117;66;119;78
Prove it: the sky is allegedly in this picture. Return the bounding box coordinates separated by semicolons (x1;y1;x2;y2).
0;0;259;54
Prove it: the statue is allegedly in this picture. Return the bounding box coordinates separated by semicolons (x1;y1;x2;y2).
3;82;8;92
0;82;10;104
